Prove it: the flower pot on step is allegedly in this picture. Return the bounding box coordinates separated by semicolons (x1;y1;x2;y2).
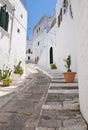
63;72;76;83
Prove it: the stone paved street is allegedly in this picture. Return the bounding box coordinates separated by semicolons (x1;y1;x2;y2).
0;70;50;130
36;67;87;130
0;64;87;130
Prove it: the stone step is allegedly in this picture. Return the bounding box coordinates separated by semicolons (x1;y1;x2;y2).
42;93;79;110
48;89;78;94
49;86;78;90
51;80;78;84
50;82;78;87
36;109;87;130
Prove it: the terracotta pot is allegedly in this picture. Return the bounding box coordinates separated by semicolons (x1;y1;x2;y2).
63;72;76;83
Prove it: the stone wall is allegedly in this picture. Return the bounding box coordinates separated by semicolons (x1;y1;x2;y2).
71;0;88;123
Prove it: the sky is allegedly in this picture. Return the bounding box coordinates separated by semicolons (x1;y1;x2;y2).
25;0;57;39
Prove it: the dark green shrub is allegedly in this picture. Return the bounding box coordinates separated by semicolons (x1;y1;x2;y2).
51;64;57;69
64;55;71;72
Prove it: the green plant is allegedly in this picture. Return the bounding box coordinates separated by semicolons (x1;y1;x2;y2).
50;64;57;69
0;65;12;81
14;61;24;75
3;77;12;86
64;55;71;72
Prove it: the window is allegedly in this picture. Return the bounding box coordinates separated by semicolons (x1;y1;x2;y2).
28;49;30;53
39;27;40;31
37;29;38;33
28;56;30;60
17;28;20;33
38;42;40;46
0;5;9;31
21;14;23;18
58;8;62;27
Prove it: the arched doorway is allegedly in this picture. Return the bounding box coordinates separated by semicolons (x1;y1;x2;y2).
50;47;53;64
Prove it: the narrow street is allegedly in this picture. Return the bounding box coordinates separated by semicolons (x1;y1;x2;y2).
0;71;50;130
0;64;87;130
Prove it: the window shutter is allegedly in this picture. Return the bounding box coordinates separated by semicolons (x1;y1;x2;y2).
1;7;6;30
0;5;9;31
5;12;9;31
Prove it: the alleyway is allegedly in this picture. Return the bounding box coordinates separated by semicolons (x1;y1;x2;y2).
0;64;87;130
0;71;50;130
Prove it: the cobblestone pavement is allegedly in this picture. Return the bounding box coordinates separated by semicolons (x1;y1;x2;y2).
36;71;87;130
0;71;50;130
0;63;87;130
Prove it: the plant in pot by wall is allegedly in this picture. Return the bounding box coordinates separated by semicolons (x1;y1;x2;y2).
63;55;76;83
0;65;12;86
50;63;57;69
14;61;24;75
3;77;12;86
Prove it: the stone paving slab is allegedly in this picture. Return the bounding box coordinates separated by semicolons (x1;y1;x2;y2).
42;93;79;110
46;93;79;103
36;109;87;130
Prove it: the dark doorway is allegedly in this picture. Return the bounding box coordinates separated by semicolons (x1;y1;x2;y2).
50;47;53;64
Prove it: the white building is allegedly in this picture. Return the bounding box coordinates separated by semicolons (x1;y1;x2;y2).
27;0;88;124
27;16;52;63
0;0;27;70
26;36;33;61
71;0;88;123
29;0;77;72
55;0;77;72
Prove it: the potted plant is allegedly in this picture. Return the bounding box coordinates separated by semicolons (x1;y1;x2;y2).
63;55;76;83
14;61;24;75
12;61;24;81
50;63;57;69
0;65;12;86
3;77;12;86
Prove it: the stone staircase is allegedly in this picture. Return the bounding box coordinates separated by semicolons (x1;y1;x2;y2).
36;72;87;130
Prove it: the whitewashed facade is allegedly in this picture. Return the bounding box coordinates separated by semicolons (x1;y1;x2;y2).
27;0;88;124
0;0;27;70
30;0;77;72
27;16;52;63
55;0;77;72
71;0;88;123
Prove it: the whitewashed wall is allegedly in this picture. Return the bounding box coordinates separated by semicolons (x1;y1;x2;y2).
38;24;57;68
9;0;27;70
0;0;27;71
55;0;77;72
71;0;88;123
32;30;47;62
35;0;77;71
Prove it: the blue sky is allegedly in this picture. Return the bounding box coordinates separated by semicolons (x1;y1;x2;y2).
25;0;57;39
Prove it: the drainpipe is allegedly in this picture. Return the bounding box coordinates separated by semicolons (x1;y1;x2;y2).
8;6;15;63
